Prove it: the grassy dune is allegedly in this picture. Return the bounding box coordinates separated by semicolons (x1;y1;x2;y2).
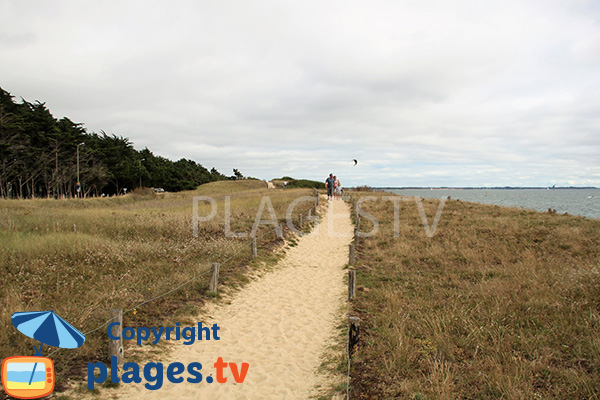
348;192;600;399
0;180;315;391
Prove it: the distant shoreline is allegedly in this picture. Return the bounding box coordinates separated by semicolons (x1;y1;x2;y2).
380;186;599;219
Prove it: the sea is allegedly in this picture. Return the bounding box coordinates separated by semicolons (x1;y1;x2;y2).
385;188;600;220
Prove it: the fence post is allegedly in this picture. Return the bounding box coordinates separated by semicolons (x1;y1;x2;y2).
348;270;356;300
349;243;355;265
209;263;220;292
251;238;257;257
348;316;360;356
108;309;123;365
354;228;359;246
308;208;312;220
299;213;303;228
314;188;319;205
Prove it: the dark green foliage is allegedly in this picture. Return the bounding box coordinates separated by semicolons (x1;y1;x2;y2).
231;168;244;180
285;179;326;189
0;87;228;197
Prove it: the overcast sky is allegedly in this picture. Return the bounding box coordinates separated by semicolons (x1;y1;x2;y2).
1;0;599;187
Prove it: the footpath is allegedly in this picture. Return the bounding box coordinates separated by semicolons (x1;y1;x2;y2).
109;198;354;399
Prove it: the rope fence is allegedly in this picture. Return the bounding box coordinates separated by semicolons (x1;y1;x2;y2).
47;201;319;360
346;193;361;400
46;190;357;397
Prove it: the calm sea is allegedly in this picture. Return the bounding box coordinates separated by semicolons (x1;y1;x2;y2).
386;189;600;220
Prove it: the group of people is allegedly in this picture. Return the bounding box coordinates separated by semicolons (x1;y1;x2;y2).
325;173;342;200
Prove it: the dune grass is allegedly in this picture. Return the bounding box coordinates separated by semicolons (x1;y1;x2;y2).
0;180;315;391
348;192;600;399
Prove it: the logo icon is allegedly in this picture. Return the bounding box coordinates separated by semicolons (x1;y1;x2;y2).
2;311;85;399
2;356;54;399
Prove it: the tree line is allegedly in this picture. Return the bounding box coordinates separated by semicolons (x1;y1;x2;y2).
0;87;240;198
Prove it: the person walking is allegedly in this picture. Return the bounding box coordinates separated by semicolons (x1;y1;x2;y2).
334;176;342;199
325;173;335;200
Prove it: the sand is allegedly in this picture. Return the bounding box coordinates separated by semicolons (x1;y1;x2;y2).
106;198;353;399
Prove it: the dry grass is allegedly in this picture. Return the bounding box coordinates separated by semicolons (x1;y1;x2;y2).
0;180;315;393
348;192;600;399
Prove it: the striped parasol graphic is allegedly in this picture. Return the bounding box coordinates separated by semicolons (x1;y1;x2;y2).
11;311;85;355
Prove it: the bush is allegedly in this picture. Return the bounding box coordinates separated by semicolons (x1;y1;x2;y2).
285;179;326;189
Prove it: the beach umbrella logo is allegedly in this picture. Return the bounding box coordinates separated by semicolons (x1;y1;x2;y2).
11;311;86;355
1;311;86;399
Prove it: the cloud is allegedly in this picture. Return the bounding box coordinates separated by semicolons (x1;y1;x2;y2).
1;0;598;187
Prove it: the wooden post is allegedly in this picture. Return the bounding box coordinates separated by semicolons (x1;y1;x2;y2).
308;208;312;220
348;316;360;356
314;188;319;205
349;243;355;265
209;263;220;292
108;309;123;365
348;270;356;300
251;238;257;257
299;214;303;228
354;228;359;246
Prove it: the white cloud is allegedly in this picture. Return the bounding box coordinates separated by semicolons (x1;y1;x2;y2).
1;0;598;187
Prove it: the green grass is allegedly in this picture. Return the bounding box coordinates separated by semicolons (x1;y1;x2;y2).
0;180;316;393
348;192;600;399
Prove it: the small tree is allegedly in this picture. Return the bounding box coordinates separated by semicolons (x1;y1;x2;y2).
233;168;244;180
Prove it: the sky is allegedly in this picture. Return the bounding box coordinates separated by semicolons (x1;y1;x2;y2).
1;0;599;187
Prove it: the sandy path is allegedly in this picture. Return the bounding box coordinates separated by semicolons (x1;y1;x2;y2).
111;199;353;399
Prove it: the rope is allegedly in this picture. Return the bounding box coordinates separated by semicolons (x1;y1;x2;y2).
346;194;358;399
123;266;214;313
44;225;281;358
44;201;317;363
